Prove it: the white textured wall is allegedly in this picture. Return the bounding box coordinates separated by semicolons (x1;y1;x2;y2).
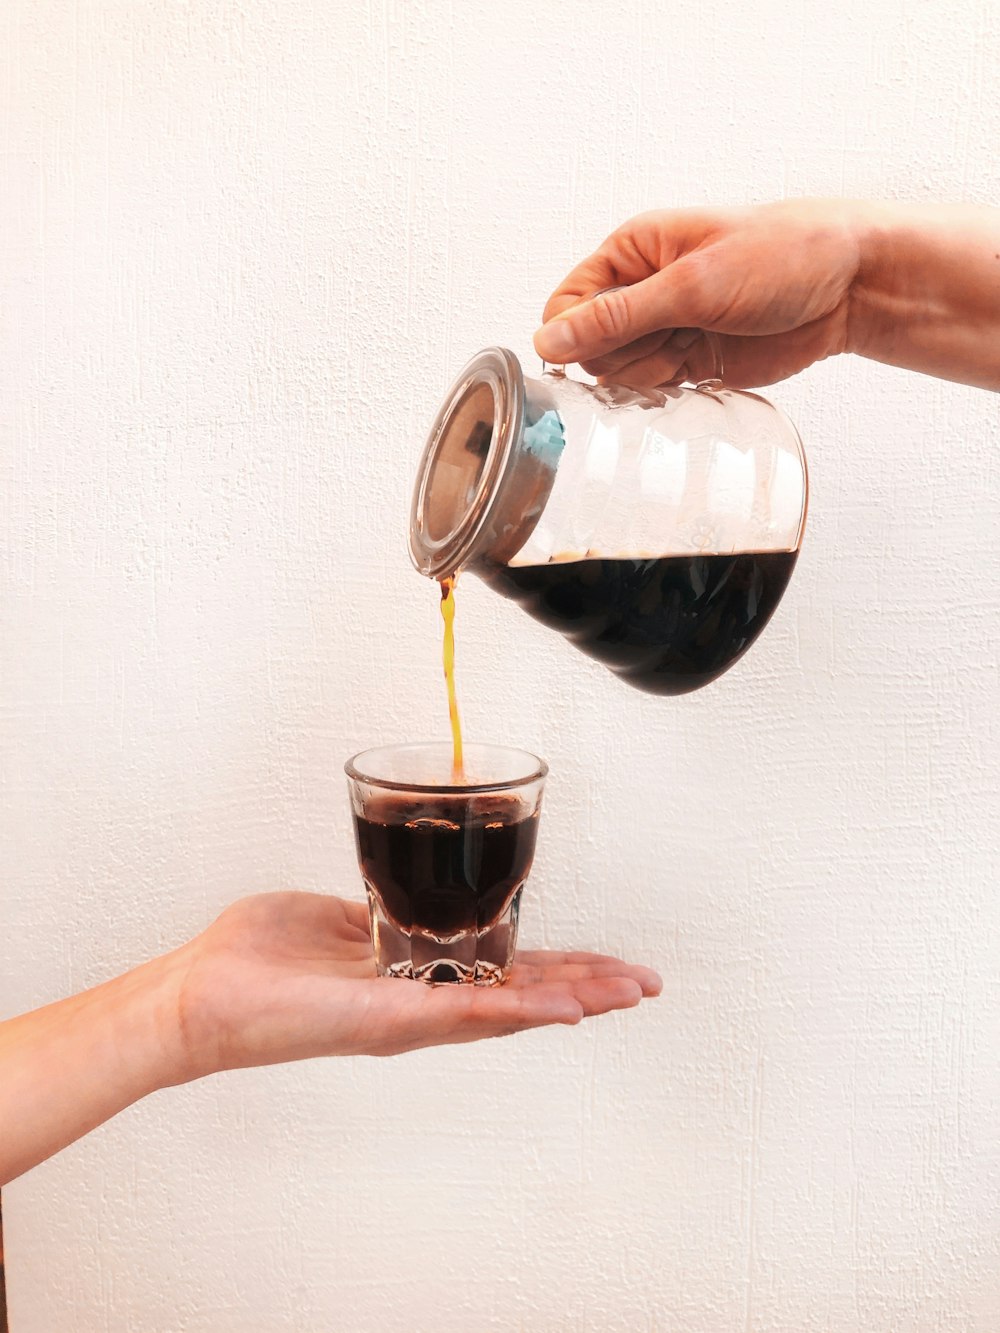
3;1;1000;1329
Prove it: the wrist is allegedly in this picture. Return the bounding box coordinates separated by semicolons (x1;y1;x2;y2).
100;947;198;1094
843;199;903;359
845;200;1000;388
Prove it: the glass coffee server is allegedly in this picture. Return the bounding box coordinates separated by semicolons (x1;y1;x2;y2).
409;336;808;695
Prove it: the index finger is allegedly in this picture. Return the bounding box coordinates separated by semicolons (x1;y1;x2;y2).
541;252;626;324
540;208;711;323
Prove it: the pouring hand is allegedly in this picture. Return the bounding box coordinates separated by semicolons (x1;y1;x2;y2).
533;200;861;389
533;199;1000;391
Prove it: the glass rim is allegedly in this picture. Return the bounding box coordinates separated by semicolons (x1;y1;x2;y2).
344;741;548;794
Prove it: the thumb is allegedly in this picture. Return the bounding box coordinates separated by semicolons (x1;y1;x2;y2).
533;261;707;365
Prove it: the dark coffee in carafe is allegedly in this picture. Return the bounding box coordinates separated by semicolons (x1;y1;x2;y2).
483;551;798;695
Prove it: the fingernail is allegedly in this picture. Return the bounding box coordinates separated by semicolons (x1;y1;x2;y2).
534;319;577;361
669;328;700;351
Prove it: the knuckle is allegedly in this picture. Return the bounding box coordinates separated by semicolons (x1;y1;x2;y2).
670;251;706;301
672;250;730;327
590;288;632;342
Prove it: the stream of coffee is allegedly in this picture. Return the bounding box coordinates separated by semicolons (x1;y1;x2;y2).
439;576;464;779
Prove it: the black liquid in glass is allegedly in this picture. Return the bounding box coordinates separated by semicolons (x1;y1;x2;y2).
483;552;798;695
353;797;538;940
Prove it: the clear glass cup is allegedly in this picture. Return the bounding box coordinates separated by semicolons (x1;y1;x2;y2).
345;743;547;986
408;345;808;694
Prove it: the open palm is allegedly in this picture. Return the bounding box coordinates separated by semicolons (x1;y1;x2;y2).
173;893;661;1077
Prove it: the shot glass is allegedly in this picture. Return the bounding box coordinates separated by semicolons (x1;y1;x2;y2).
345;742;547;985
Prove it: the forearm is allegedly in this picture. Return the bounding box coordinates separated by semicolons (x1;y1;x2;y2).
849;201;1000;389
0;953;188;1184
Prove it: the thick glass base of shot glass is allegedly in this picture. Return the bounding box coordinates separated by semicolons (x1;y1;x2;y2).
365;884;522;986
